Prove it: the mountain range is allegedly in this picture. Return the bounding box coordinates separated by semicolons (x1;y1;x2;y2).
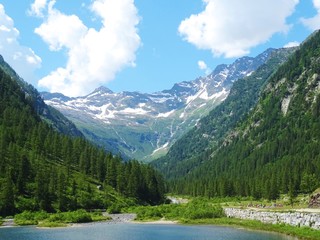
42;49;275;161
0;57;165;216
163;30;320;199
1;29;320;214
152;47;296;179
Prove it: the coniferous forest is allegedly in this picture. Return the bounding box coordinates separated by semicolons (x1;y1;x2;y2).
2;28;320;223
166;31;320;199
152;47;295;180
0;66;165;216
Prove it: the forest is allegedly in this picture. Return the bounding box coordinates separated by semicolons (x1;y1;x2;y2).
165;31;320;199
153;47;295;180
0;67;165;216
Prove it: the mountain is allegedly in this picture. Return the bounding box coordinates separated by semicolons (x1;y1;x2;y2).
0;55;83;137
43;49;275;161
152;47;296;179
166;30;320;199
0;64;165;216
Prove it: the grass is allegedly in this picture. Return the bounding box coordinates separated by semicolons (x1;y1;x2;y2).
127;196;320;240
14;210;111;227
37;221;68;228
127;198;225;221
182;218;320;240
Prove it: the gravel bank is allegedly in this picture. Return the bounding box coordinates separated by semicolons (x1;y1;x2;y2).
104;214;137;223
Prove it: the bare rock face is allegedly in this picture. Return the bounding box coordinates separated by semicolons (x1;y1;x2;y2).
309;193;320;208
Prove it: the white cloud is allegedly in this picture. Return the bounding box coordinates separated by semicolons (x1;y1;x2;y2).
28;0;47;17
301;0;320;30
198;60;211;75
179;0;299;58
283;41;300;48
35;2;87;51
0;4;41;83
198;60;207;70
34;0;141;97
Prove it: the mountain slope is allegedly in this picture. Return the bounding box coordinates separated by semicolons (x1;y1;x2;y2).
0;55;82;137
43;49;274;161
0;65;165;216
168;31;320;199
152;47;296;179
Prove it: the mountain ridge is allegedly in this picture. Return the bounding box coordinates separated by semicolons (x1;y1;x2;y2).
167;30;320;199
0;55;83;138
0;65;165;216
152;47;296;179
43;49;276;160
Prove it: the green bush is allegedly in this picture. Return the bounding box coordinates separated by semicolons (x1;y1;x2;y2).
47;210;92;223
14;211;49;225
131;198;225;221
66;210;92;223
14;210;94;226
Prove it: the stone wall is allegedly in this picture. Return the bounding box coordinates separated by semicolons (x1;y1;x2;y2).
224;208;320;230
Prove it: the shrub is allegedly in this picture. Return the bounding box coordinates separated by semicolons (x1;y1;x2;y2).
14;211;49;225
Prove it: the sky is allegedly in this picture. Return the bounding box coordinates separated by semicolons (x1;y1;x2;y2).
0;0;319;97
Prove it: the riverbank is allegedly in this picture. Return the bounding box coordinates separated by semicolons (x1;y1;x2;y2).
2;211;320;239
2;202;320;240
181;217;320;240
134;218;178;225
225;208;320;229
126;197;320;240
1;219;14;227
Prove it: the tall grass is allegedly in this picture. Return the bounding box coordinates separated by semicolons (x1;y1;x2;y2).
129;198;225;221
14;210;110;227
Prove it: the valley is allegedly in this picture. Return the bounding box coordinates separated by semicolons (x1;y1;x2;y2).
42;49;274;161
1;10;320;239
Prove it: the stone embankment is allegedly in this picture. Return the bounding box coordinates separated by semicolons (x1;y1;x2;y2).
224;208;320;229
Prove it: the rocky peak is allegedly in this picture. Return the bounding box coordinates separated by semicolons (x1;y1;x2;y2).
91;86;113;95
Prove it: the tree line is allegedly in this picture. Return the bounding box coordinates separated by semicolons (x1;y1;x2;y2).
0;67;165;216
166;31;320;200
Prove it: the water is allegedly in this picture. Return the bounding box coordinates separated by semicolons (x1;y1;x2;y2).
0;222;294;240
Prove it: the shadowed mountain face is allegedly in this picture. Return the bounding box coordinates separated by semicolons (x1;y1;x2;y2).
0;55;83;137
152;47;296;179
161;31;320;198
43;49;275;161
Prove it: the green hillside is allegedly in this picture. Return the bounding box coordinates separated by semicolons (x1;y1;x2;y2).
0;66;165;216
0;55;83;138
152;47;295;180
166;31;320;199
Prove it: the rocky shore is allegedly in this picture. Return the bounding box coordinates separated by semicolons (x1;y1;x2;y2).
104;213;137;223
225;208;320;229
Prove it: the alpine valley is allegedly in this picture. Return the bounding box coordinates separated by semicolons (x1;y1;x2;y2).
42;49;277;161
157;30;320;199
0;55;166;216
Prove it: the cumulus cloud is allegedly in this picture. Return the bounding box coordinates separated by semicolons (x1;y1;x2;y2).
34;0;141;97
283;41;300;48
301;0;320;30
179;0;299;58
198;60;207;70
28;0;47;17
0;4;41;83
198;60;211;75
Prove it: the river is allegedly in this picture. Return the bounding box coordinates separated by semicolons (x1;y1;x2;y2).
0;222;295;240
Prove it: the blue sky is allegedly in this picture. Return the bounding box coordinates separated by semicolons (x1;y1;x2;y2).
0;0;319;97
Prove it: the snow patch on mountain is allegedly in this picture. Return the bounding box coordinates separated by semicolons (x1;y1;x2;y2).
157;110;175;118
42;48;276;160
152;142;169;155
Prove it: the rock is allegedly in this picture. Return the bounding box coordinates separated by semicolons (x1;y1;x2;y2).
308;193;320;208
224;208;320;230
